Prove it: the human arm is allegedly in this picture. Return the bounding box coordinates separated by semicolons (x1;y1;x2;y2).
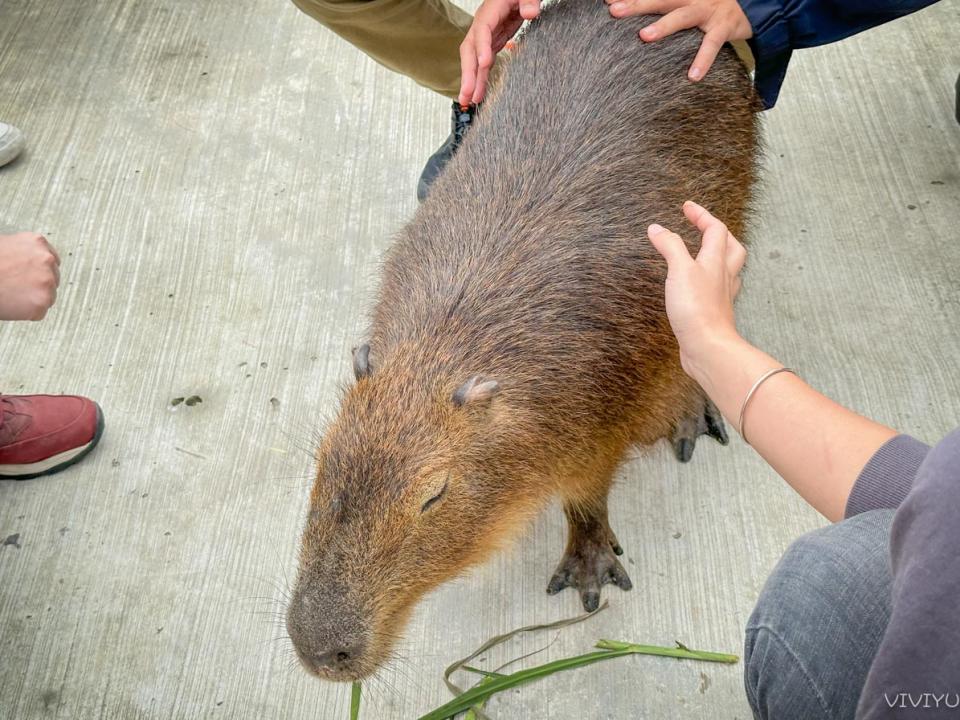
0;232;61;321
648;202;897;521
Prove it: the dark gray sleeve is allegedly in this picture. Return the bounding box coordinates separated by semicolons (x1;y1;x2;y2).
845;434;930;518
855;427;960;718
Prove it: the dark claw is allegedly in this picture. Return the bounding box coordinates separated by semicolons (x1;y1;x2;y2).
611;542;624;556
611;565;633;590
546;571;569;595
546;537;632;607
674;437;695;463
704;400;729;445
671;396;731;463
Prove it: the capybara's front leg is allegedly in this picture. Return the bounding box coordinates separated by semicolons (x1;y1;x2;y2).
671;392;729;463
547;494;632;612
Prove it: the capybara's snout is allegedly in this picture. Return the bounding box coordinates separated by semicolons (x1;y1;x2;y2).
286;581;371;682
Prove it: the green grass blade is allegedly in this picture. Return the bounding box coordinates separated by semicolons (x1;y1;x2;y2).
594;639;739;664
441;601;608;720
420;649;627;720
420;641;739;720
462;667;508;679
350;681;361;720
463;675;496;720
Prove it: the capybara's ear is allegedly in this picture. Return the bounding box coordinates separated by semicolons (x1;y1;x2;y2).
352;344;372;380
452;376;500;407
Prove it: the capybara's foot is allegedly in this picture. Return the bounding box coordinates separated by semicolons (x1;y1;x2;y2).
671;396;729;463
546;520;632;611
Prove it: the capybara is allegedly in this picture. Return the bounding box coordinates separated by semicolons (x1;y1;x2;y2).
287;0;760;681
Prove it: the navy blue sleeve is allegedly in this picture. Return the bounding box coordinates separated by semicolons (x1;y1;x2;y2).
739;0;943;108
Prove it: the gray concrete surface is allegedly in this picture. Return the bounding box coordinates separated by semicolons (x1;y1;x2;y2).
0;0;958;718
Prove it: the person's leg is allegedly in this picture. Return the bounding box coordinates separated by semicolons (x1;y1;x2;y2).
0;395;104;479
290;0;470;98
744;509;895;720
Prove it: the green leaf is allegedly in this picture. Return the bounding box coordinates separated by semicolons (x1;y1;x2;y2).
421;638;738;720
441;602;609;720
350;681;361;720
595;639;738;664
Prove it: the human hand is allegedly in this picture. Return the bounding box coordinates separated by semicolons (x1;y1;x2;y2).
647;201;745;379
0;232;61;321
606;0;752;81
459;0;541;106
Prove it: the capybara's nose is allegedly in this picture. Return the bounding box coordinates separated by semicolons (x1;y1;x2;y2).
311;645;359;673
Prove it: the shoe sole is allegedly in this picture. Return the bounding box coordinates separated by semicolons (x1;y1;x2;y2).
0;404;105;480
0;131;25;168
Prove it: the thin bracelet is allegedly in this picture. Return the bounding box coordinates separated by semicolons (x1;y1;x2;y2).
737;367;797;446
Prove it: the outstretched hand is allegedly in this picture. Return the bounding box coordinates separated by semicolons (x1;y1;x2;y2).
647;201;745;377
459;0;542;106
0;232;61;321
607;0;752;81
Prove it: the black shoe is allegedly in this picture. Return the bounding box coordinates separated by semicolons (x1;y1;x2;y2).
417;101;478;202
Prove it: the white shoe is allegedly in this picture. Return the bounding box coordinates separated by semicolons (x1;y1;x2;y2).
0;122;25;167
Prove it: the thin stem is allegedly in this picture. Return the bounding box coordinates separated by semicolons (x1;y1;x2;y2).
350;681;361;720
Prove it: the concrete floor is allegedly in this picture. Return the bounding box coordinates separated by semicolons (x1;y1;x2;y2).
0;0;958;717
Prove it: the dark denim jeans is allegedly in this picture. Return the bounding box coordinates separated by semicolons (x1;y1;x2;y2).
744;509;895;720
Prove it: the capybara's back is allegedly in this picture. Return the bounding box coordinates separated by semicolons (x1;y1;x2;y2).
288;0;759;682
376;0;759;456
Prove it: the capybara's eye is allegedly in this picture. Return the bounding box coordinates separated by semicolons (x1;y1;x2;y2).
420;480;448;514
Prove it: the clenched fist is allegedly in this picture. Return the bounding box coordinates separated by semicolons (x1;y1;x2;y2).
0;232;61;321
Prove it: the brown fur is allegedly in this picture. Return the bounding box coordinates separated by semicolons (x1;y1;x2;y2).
287;0;760;681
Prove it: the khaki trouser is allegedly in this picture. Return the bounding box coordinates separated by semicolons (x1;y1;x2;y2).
291;0;472;99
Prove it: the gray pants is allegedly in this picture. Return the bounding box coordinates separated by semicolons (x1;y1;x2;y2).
745;510;895;720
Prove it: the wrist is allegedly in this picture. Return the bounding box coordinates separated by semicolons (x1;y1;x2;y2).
680;329;750;389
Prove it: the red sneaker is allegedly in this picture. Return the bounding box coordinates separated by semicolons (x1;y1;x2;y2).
0;394;104;479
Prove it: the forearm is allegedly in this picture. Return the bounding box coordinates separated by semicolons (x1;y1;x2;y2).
688;333;897;521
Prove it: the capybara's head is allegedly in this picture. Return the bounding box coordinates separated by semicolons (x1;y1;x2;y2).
286;345;545;681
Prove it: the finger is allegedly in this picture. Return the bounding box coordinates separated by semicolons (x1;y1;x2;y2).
607;0;676;19
473;68;489;105
637;6;703;42
726;235;747;277
647;223;694;269
472;23;495;104
688;29;725;81
39;236;61;265
519;0;541;20
458;37;478;107
682;200;719;233
682;201;728;264
607;0;681;8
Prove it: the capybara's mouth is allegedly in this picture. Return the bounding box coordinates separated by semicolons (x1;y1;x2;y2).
296;656;372;683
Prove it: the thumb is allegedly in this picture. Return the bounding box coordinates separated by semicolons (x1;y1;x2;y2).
519;0;541;20
647;224;693;269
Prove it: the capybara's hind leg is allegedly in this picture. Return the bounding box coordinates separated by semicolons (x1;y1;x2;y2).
547;495;632;612
671;393;729;463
